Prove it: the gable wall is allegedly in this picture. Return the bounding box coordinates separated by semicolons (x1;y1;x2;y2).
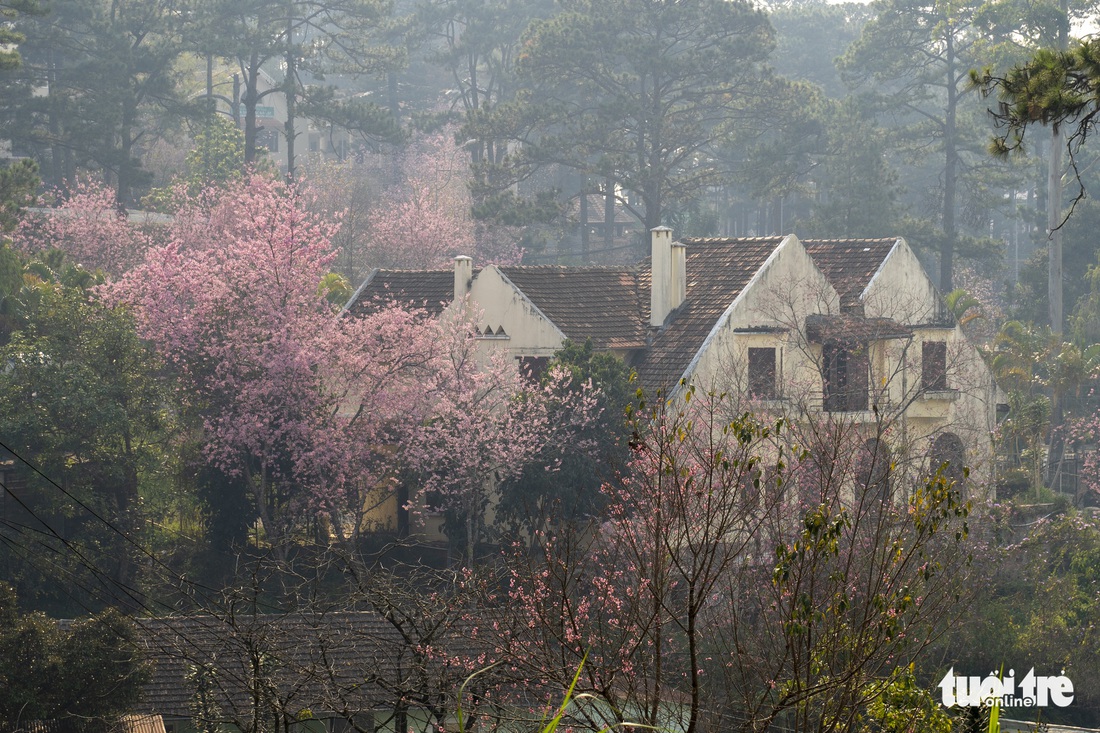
466;267;567;357
690;235;839;399
864;241;999;490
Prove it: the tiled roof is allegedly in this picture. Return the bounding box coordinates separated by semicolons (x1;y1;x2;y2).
498;266;648;349
133;611;487;719
802;239;898;308
344;270;455;317
635;238;784;391
337;237;904;393
805;314;913;343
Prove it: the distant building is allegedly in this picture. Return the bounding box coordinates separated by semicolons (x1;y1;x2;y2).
345;229;1005;539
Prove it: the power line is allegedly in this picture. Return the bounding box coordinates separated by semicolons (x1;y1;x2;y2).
0;438;227;607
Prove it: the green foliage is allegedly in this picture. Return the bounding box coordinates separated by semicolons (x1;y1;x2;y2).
797;99;902;238
0;270;169;613
0;584;149;724
0;158;38;232
318;271;352;306
934;513;1100;726
0;0;184;200
0;0;43;71
840;0;1016;288
977;41;1100;157
144;115;250;211
768;2;872;99
482;0;776;230
496;340;633;537
859;666;953;733
299;90;404;149
187;115;246;187
945;288;985;327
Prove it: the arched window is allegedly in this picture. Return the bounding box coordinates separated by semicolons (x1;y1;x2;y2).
856;437;893;509
928;432;966;488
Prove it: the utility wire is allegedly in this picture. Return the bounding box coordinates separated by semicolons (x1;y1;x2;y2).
0;438;227;607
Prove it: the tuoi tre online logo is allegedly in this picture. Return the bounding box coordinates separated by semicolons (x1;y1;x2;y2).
938;668;1074;708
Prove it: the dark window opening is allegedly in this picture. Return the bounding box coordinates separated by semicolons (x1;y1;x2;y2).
748;347;777;399
518;356;549;384
856;438;893;510
922;340;948;391
928;432;966;489
823;342;868;411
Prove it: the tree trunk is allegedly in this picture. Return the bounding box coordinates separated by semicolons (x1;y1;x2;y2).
579;179;589;256
1047;0;1068;491
283;16;297;180
244;55;260;167
604;178;614;250
941;32;958;292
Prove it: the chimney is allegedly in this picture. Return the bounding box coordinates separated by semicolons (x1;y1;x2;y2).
650;227;685;327
454;255;472;303
671;242;687;314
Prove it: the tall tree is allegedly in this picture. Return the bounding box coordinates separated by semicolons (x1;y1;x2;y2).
841;0;991;291
421;0;554;166
113;175;450;550
482;0;776;231
0;0;185;202
194;0;400;176
0;259;168;614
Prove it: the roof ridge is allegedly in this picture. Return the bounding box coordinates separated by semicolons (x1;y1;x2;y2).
499;264;638;272
802;237;898;244
680;236;785;245
375;267;458;274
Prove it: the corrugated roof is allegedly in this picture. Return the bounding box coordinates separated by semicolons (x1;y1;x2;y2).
498;266;648;349
635;238;784;391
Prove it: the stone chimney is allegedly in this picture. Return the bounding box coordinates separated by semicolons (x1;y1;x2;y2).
650;227;686;327
454;255;473;303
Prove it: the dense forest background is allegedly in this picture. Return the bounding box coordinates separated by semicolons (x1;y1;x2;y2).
4;0;1100;729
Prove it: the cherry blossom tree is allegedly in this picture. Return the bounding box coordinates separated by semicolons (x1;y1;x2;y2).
494;387;976;733
111;175;441;547
364;131;522;269
15;178;155;277
402;304;600;562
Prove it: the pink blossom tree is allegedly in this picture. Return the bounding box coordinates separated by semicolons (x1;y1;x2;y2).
494;388;977;733
111;175;441;547
364;131;522;270
15;178;155;277
402;304;600;563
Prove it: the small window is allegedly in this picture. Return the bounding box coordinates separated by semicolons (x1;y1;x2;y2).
922;341;947;391
928;432;966;488
823;342;868;412
748;347;777;399
517;356;549;383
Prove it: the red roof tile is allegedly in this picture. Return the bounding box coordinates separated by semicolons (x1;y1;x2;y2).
802;238;898;308
497;266;648;349
635;238;784;391
344;269;455;317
